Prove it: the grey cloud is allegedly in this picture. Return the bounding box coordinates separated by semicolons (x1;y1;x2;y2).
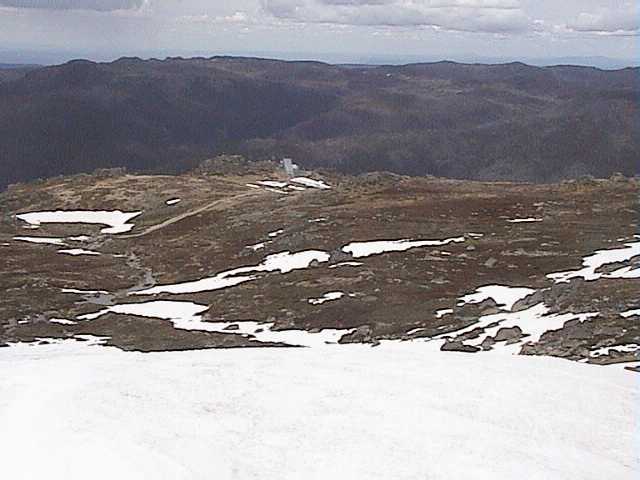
261;0;531;33
319;0;392;5
0;0;144;11
567;9;639;34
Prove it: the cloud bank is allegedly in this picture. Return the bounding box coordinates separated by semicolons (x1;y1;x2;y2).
567;8;639;35
0;0;144;11
260;0;531;33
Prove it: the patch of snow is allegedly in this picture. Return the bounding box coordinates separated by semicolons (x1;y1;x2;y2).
197;320;351;347
75;335;110;345
78;300;209;323
591;344;640;357
457;285;536;311
135;272;257;296
469;307;598;350
77;300;350;347
49;319;78;326
290;177;332;190
329;261;364;269
468;233;484;238
548;241;640;283
287;185;306;191
309;217;327;223
259;250;330;273
435;304;599;352
166;198;181;206
265;187;289;195
246;183;261;189
606;266;640;279
8;335;109;347
246;242;266;251
342;237;465;258
406;327;427;335
308;291;345;305
69;235;91;242
507;218;543;223
15;210;142;235
268;229;284;238
134;250;330;296
57;249;101;256
62;288;109;295
621;309;640;318
257;180;288;188
0;342;637;479
14;236;66;246
436;308;453;319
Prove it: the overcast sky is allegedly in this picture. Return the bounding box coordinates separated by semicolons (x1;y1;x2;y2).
0;0;637;64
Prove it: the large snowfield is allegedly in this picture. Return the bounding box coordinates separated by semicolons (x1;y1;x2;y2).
1;342;638;480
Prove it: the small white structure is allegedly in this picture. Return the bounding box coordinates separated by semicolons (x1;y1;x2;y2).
282;158;300;177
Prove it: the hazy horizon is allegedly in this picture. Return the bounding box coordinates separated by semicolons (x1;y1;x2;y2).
1;49;638;70
1;1;637;69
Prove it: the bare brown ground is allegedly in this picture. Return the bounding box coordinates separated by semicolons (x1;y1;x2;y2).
1;170;638;361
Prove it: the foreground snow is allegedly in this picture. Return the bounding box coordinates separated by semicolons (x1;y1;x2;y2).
0;342;637;480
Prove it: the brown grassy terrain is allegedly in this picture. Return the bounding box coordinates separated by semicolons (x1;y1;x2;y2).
1;169;638;364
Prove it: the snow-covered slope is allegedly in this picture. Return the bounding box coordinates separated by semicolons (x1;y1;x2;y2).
0;342;637;480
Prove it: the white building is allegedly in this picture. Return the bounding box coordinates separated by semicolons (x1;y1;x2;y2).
282;158;300;177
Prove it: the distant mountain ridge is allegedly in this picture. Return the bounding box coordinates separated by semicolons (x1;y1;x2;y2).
0;56;638;188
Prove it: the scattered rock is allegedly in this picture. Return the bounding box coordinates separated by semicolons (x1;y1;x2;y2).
353;172;406;186
480;337;496;351
477;298;501;315
339;325;374;344
563;320;593;340
494;326;524;342
93;167;126;178
512;291;544;312
609;172;628;183
483;257;498;268
329;250;352;263
441;340;480;353
360;295;379;303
